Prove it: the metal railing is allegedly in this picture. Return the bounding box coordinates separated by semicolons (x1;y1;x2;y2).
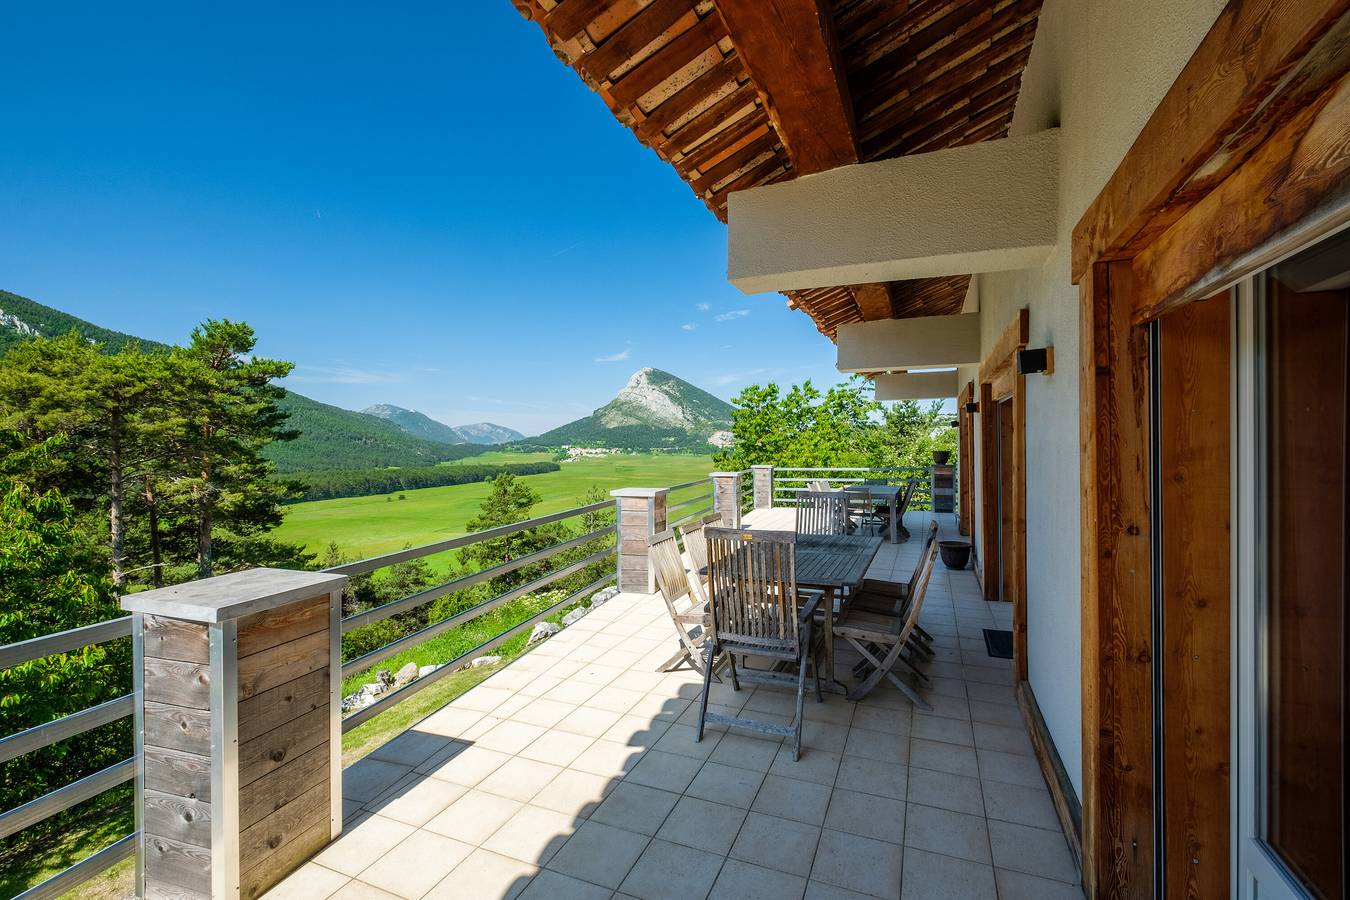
0;618;136;900
0;472;720;895
770;466;935;510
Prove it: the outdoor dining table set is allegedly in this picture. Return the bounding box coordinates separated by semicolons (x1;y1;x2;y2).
647;488;940;761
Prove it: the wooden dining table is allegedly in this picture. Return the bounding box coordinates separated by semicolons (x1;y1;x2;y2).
795;533;883;694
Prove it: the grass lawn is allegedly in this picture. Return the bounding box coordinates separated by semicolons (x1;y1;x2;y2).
276;452;715;563
440;449;558;466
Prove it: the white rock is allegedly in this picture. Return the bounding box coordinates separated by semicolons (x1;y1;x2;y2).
394;662;419;687
418;664;441;678
590;586;619;607
362;682;387;697
562;607;588;627
470;655;501;669
529;622;561;644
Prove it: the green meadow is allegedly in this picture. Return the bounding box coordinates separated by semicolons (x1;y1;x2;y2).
275;451;717;564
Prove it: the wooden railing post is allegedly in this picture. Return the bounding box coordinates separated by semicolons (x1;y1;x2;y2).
751;465;774;509
121;568;347;900
710;472;743;527
611;488;668;593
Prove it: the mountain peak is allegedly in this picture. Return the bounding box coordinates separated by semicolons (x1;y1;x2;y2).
530;368;732;449
362;404;525;446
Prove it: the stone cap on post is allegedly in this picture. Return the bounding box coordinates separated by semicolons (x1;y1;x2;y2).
121;567;348;622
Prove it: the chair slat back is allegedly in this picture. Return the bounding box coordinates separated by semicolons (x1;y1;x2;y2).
845;486;873;522
648;529;691;605
807;478;832;492
677;512;722;576
897;538;940;647
796;490;849;535
705;527;800;653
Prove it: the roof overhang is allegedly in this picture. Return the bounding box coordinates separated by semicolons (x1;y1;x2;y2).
873;370;960;401
836;313;981;373
728;129;1060;293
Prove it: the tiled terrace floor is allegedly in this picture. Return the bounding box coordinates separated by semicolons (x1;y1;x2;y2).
267;514;1081;900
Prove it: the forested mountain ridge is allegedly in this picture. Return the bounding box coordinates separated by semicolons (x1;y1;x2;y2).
0;290;485;472
363;403;525;445
527;368;733;450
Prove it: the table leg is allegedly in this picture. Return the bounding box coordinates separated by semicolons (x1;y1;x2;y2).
819;587;849;695
890;503;898;544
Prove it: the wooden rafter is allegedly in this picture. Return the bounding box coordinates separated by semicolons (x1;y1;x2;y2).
715;0;859;175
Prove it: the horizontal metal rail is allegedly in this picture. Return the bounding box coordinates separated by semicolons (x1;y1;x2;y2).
14;831;137;900
773;466;930;472
0;617;132;670
0;694;134;766
342;546;615;678
326;499;612;576
343;571;616;731
663;478;707;493
0;757;135;840
667;492;713;517
671;503;715;530
341;526;614;632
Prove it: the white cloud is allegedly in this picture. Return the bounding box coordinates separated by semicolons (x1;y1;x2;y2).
594;348;631;363
696;303;710;312
289;365;404;385
714;309;751;322
681;323;697;331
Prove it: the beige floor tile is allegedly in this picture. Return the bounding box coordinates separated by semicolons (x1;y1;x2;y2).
981;779;1059;831
424;790;523;845
477;756;564;803
544;680;601;705
482;804;577;865
477;719;548;755
900;846;996;899
973;721;1035;756
751;773;833;826
801;719;849;753
686;760;765;808
313;813;416;877
413;740;468;775
809;828;903;900
911;713;975;747
590;781;680;835
518;869;611;900
987;819;1078;884
530;768;617;818
730;811;821;878
709;733;782;772
850;705;910;735
625;748;704;793
569;738;646;778
994;868;1084;899
656;795;747;854
976;748;1045;788
903;804;990;864
368;728;453;768
359;829;472;899
547;819;651;888
907;767;984;816
843;727;908;765
425;745;512;787
582;684;645;712
367;775;468;826
835;756;907;802
330;882;402;900
517;728;596;766
512;697;575;729
343;758;414;804
769;745;841;785
652;723;721;760
627;692;692;722
824;788;907;844
908;738;977;778
601;714;673;749
425;848;537;900
455;685;516;712
554;705;625;738
804;879;877;899
968;699;1021;727
517;674;562;697
264;862;348;899
619;838;724;900
710;858;808;900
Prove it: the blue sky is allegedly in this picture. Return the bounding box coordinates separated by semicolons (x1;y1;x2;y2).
0;2;850;435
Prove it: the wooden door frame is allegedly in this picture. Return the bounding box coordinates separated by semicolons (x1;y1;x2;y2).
978;308;1028;682
1073;3;1350;896
958;381;974;537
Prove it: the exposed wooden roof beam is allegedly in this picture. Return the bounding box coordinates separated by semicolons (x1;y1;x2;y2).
716;0;859;174
851;282;895;319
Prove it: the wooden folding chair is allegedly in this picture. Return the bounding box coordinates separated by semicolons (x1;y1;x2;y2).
807;477;833;492
677;512;722;578
833;537;939;708
648;529;723;678
844;486;878;535
795;490;849;535
696;528;825;760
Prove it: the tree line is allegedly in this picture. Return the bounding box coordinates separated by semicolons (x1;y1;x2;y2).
289;461;561;502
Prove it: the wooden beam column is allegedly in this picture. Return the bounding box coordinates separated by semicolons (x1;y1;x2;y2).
1079;261;1154;899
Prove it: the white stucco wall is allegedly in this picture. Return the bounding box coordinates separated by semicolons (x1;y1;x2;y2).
965;0;1227;798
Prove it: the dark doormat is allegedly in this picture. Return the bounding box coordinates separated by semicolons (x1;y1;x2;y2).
983;629;1014;660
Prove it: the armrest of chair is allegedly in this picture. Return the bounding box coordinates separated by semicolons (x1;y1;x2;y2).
798;592;823;624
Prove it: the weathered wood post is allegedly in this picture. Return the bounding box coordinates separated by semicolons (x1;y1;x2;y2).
710;472;743;527
611;488;668;593
122;568;347;900
751;465;775;510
